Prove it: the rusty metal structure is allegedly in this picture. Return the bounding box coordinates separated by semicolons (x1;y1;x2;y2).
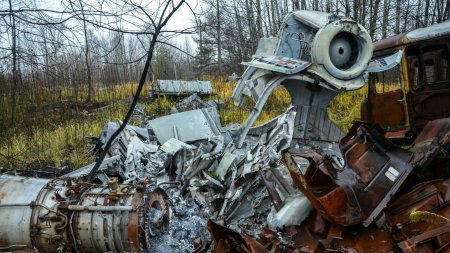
362;20;450;138
205;15;450;253
0;175;169;252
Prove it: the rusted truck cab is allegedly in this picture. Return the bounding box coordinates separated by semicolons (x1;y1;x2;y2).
361;21;450;143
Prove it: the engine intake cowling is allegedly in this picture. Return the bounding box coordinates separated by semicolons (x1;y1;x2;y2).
312;19;373;81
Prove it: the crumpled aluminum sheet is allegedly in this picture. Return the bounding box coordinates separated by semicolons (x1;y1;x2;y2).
79;90;309;251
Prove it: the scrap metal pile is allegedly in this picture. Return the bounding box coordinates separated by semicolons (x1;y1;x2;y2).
1;10;450;253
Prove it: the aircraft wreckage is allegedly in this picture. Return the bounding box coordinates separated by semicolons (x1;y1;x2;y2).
1;10;450;253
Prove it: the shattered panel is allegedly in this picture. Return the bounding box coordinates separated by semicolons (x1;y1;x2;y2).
367;50;403;73
148;108;221;144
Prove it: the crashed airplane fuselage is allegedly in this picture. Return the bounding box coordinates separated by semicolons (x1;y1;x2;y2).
1;11;450;253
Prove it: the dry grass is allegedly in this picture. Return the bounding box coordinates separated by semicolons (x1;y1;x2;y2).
0;83;145;169
0;78;367;170
328;86;368;131
210;77;368;131
209;77;291;126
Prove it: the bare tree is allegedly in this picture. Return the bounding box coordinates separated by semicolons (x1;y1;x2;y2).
87;0;189;181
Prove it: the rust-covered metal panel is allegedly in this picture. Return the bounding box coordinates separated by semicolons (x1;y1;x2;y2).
207;220;269;253
407;87;450;132
361;89;407;129
282;118;450;229
283;151;362;226
233;178;450;253
409;118;450;170
385;179;450;253
338;123;414;226
369;26;450;136
373;33;409;51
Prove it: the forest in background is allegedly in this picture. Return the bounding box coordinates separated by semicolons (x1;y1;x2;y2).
1;0;449;102
0;0;449;169
2;0;449;106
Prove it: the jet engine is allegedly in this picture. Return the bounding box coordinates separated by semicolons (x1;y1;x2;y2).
231;11;376;147
239;11;373;91
308;13;373;86
0;175;169;252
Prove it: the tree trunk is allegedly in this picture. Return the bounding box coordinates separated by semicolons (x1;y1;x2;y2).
395;0;400;34
284;0;289;15
293;0;300;10
424;0;430;26
335;0;339;14
444;0;450;21
403;0;410;32
345;0;350;16
264;0;273;35
361;0;366;26
245;0;253;38
79;0;93;103
369;0;382;38
437;0;443;23
8;0;17;128
301;0;307;10
256;0;264;37
353;0;359;21
199;19;203;68
415;0;422;28
216;0;222;74
381;0;389;38
233;0;245;62
432;0;438;24
275;0;280;27
271;0;276;35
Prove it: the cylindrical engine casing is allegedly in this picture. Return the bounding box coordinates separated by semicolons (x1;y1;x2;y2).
0;175;169;252
0;176;49;250
31;178;70;252
74;186;141;252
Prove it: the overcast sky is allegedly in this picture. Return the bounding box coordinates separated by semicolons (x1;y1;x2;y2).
32;0;204;49
163;0;204;49
165;0;203;31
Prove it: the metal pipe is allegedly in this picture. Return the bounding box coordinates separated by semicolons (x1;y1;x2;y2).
67;205;133;212
0;245;29;250
0;203;32;207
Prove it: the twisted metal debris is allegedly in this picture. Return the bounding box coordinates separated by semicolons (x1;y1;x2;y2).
0;10;449;253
